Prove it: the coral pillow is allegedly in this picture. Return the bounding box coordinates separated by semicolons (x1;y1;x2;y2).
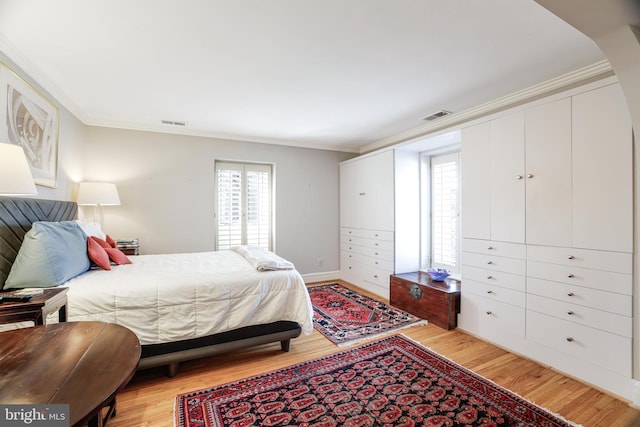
90;236;111;249
105;247;132;265
87;237;111;270
106;234;117;248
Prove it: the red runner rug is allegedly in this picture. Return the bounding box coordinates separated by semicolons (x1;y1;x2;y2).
175;335;576;426
308;283;427;346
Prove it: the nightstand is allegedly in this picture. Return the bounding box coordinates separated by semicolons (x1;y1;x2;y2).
117;238;140;255
0;287;68;326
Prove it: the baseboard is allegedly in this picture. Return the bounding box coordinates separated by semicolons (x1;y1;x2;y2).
301;271;340;284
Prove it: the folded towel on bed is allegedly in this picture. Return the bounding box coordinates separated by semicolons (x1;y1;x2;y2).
231;245;295;271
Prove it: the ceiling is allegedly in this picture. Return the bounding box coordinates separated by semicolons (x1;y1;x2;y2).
0;0;605;153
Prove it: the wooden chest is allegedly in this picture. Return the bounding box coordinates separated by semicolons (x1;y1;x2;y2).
390;272;461;330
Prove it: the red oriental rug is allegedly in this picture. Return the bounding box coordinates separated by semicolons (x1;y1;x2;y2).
308;283;427;346
175;335;576;427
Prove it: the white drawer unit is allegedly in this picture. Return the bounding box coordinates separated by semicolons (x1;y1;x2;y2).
526;310;631;377
527;245;632;273
458;292;525;349
462;265;525;292
527;277;631;316
463;279;525;307
527;260;631;295
462;252;526;275
527;293;631;338
462;239;526;259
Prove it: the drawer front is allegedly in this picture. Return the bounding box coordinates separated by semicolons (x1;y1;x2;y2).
527;277;632;316
526;310;631;377
341;228;394;242
462;265;525;292
345;251;393;270
527;260;631;295
527;294;631;337
462;252;526;275
463;279;525;307
527;245;631;273
458;293;525;343
341;258;392;291
341;242;394;262
462;239;526;259
342;235;394;251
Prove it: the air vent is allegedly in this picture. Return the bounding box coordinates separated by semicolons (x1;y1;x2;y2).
161;120;188;127
422;110;452;122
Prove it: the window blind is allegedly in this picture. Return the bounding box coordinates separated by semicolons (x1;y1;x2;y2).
430;152;460;273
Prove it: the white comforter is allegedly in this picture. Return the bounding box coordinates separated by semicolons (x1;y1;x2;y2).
63;249;314;345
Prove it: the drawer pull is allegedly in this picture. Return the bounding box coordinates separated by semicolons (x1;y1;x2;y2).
373;275;378;279
359;192;366;196
487;246;494;250
486;261;493;265
486;290;493;294
567;292;575;297
374;243;379;246
375;261;378;265
568;255;575;260
486;275;493;280
527;174;534;178
375;252;379;255
516;175;523;180
485;311;492;315
374;233;379;237
566;337;575;342
567;274;575;278
567;311;575;315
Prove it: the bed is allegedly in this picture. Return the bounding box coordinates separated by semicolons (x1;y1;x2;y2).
0;197;314;376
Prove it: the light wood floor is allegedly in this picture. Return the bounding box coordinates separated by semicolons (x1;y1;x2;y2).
107;281;640;427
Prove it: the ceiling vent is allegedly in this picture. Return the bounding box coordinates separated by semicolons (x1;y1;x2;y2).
161;119;188;127
422;110;452;122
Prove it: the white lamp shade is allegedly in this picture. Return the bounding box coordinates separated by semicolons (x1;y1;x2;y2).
76;182;121;205
0;142;37;195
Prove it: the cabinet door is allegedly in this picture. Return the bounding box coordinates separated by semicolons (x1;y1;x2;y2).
572;83;632;252
490;112;525;243
339;162;355;228
525;98;572;247
461;122;491;239
367;150;394;231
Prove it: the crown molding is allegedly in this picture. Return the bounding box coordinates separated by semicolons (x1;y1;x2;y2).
360;60;614;154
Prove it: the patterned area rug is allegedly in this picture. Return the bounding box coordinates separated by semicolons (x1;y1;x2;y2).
308;283;427;346
175;334;576;427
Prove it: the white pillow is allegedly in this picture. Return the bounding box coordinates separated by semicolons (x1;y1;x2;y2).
75;220;106;240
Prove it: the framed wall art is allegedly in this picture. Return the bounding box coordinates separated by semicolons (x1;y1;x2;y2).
0;62;59;188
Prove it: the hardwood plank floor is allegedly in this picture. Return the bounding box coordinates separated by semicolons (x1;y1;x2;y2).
106;281;640;427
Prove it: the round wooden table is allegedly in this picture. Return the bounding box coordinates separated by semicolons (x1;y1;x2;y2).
0;321;140;427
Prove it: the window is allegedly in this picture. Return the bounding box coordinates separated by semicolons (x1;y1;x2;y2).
429;152;460;274
214;161;273;250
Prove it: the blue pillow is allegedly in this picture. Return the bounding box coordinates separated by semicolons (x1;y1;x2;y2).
4;221;90;289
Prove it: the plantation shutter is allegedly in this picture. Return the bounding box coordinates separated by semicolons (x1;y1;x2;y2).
215;161;272;251
430;153;460;273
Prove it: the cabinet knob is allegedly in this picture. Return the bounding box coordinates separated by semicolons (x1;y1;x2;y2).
359;192;366;196
374;233;379;237
375;261;378;265
486;261;493;265
567;292;575;297
486;290;493;294
486;311;492;315
373;275;378;279
568;255;575;260
486;276;493;280
516;175;523;180
567;311;575;315
487;246;493;250
527;174;534;178
566;337;575;343
567;274;575;278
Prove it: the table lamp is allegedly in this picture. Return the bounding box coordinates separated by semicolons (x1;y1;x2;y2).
0;142;37;195
76;182;120;225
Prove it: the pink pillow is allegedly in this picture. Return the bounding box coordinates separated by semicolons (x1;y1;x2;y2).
90;236;111;249
105;247;132;265
106;234;117;248
87;237;111;270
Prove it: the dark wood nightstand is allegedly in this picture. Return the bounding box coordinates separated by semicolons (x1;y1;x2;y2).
0;287;68;326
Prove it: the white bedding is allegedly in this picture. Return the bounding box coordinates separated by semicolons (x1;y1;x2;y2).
63;249;314;345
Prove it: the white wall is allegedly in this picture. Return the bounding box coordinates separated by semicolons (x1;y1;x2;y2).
82;126;354;275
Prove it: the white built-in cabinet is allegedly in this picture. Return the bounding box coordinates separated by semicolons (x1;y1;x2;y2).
459;78;634;400
340;149;420;299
